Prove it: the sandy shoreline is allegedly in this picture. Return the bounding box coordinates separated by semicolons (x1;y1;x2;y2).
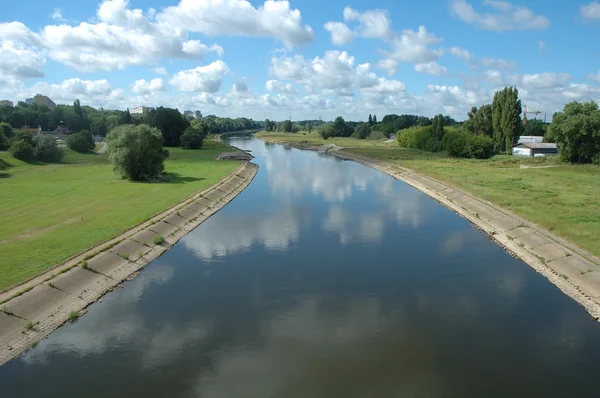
257;136;600;321
0;161;258;365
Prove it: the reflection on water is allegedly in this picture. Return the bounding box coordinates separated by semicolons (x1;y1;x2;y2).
2;136;600;398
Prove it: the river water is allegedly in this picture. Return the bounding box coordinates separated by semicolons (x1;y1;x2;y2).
2;136;600;397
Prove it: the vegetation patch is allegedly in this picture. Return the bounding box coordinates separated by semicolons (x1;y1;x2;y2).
153;235;165;245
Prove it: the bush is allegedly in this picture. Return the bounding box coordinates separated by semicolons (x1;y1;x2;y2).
66;130;95;153
34;135;64;163
180;128;204;149
0;122;13;139
466;134;494;159
443;129;494;159
319;126;333;140
443;129;469;157
354;123;371;139
0;131;8;150
106;124;169;182
9;133;34;161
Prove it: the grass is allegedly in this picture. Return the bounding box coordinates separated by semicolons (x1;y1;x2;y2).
153;235;165;245
68;311;79;322
0;140;239;291
258;131;600;258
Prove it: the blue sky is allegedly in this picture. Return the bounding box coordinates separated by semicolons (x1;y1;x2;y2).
1;0;599;120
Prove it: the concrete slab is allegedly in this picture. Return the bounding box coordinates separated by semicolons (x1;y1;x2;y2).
488;216;522;232
546;255;596;280
164;213;189;227
506;226;534;239
4;285;71;321
130;229;162;246
514;232;552;249
0;312;22;338
196;197;217;208
204;191;222;202
87;251;129;275
148;221;179;237
109;239;151;261
531;242;572;263
177;207;201;220
187;202;209;213
47;267;112;296
573;271;600;298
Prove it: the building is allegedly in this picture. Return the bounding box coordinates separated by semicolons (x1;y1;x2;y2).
131;106;148;115
0;100;13;107
512;142;558;157
184;110;193;117
25;94;56;109
194;110;202;119
517;136;544;144
183;110;203;119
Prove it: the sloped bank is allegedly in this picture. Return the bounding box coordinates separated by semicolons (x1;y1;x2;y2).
257;135;600;321
0;161;258;365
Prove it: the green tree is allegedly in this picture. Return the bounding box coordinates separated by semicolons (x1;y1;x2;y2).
472;104;493;137
66;130;95;153
9;133;34;161
119;108;133;125
144;107;189;146
106;124;169;181
548;101;600;163
307;121;312;133
319;125;333;140
331;116;353;137
431;114;445;141
283;119;293;133
355;123;371;139
492;89;505;153
0;122;13;139
523;119;546;136
90;116;109;137
34;135;64;163
368;114;373;126
464;106;478;134
180;120;209;149
492;86;522;153
0;130;8;150
373;115;377;124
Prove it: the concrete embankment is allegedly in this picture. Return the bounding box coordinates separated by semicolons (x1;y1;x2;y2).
258;136;600;320
0;161;258;365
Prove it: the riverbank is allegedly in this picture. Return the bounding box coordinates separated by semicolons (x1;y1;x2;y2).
0;160;258;365
256;133;600;320
0;141;238;291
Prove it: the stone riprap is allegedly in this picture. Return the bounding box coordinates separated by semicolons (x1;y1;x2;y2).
0;162;258;365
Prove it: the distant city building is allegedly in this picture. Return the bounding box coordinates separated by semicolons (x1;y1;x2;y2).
184;110;193;117
25;94;56;109
194;110;202;119
0;100;13;107
183;110;203;119
130;106;148;114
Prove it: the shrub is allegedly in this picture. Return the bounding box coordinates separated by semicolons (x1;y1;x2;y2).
34;135;64;162
66;130;95;153
354;123;371;139
180;128;204;149
0;130;8;150
466;134;494;159
319;126;333;140
397;127;419;148
9;135;35;161
0;122;13;139
443;130;469;158
106;124;169;182
153;235;165;245
443;129;494;159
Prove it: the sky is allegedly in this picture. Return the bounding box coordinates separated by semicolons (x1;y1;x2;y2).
1;0;600;121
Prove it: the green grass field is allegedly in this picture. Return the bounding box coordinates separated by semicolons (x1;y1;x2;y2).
257;131;600;257
0;141;238;291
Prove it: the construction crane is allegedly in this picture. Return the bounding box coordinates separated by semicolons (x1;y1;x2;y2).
523;105;541;125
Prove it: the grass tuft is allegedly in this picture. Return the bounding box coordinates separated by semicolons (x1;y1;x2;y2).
68;311;79;322
153;235;165;245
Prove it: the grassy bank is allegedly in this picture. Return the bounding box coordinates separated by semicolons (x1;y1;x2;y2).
257;131;600;257
0;141;238;291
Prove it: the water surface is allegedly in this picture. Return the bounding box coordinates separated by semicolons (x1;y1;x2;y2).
1;136;600;397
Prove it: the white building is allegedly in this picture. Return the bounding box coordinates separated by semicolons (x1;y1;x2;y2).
130;106;148;114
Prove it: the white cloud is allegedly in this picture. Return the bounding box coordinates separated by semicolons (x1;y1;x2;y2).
480;57;515;69
51;9;66;22
157;0;314;47
384;26;444;64
0;40;45;79
342;7;393;40
520;72;572;89
265;80;296;94
170;60;229;92
449;47;474;64
376;58;398;75
324;22;355;46
588;70;600;83
485;69;505;85
0;22;43;46
232;82;249;93
580;2;600;20
153;67;168;76
414;61;448;76
132;78;165;94
450;0;550;31
537;40;546;52
23;78;124;107
269;50;405;98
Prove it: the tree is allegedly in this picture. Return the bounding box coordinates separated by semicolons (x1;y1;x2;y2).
368;114;373;126
548;101;600;163
523;119;546;136
431;114;445;141
492;86;522;153
106;124;169;181
119;108;133;125
144;107;189;146
331;116;353;137
0;122;14;139
319;126;333;140
373;115;377;124
180;120;209;149
34;135;64;163
73;99;84;120
9;133;34;161
355;123;371;139
307;121;312;133
473;104;493;137
66;130;95;153
283;119;293;133
0;130;8;150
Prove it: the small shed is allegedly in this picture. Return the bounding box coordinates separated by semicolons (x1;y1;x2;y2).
512;142;558;157
216;151;253;161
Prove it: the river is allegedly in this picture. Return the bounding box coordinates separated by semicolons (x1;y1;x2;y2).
1;136;600;397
